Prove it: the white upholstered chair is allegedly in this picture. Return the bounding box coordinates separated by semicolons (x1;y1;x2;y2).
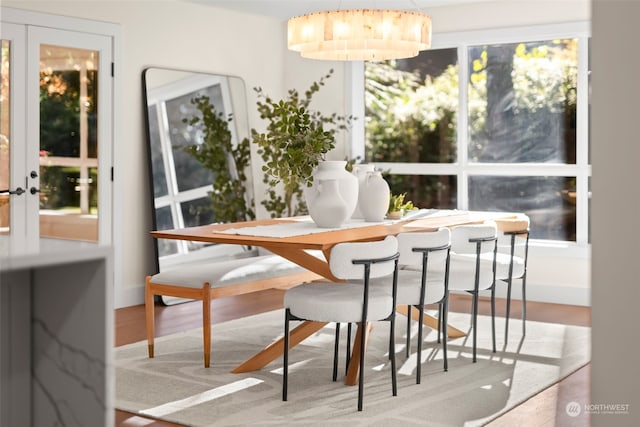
145;255;320;367
492;215;530;341
388;228;451;384
447;222;498;362
282;236;400;412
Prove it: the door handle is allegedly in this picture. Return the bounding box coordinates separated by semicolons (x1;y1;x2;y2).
29;171;40;195
0;187;26;195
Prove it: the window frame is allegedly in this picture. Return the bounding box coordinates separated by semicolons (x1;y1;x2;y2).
350;21;591;253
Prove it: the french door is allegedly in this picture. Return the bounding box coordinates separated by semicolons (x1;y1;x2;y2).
1;19;113;251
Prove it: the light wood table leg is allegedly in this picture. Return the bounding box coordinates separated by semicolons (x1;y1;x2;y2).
232;308;465;382
344;322;373;386
396;305;466;338
231;320;326;373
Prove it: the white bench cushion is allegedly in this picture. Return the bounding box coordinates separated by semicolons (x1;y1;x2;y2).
149;255;307;289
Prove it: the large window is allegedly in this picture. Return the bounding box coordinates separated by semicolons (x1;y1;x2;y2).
360;22;590;244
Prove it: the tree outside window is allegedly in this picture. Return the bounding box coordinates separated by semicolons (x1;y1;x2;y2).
364;37;583;242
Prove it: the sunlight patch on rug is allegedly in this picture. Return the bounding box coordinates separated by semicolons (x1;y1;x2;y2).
140;377;264;417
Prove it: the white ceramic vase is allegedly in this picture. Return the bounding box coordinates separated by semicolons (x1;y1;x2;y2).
358;171;390;222
305;160;359;224
351;164;376;219
308;179;349;228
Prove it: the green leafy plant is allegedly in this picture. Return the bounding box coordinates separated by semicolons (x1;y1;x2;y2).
388;192;417;218
183;95;255;223
251;69;353;218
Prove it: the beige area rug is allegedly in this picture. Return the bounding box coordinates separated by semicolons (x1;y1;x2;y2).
114;310;590;427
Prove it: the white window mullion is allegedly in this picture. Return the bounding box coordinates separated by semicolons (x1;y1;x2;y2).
457;45;470;211
371;162;457;176
466;163;581;176
155;100;188;254
347;61;366;162
575;36;591;245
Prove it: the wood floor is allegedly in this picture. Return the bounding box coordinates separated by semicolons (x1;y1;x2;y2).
115;291;591;426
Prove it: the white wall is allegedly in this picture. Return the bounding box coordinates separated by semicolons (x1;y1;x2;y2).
5;0;592;308
3;0;287;307
591;1;640;424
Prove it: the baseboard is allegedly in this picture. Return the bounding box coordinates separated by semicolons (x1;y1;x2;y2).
115;284;145;309
515;283;591;307
452;281;591;307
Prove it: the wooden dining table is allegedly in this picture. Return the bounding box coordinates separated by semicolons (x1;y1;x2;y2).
151;209;517;385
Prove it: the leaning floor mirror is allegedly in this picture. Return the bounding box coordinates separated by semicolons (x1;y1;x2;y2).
142;67;256;295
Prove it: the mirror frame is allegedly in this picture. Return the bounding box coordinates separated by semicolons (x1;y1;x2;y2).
142;67;253;274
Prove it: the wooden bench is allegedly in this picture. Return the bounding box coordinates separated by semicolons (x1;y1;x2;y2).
145;254;322;367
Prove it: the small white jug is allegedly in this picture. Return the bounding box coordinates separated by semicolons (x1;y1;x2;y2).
358;171;390;222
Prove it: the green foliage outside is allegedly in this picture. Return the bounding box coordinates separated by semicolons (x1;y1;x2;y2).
40;70;81;157
365;60;457;207
39;165;98;213
39;69;98;212
365;40;578;209
366;60;458;164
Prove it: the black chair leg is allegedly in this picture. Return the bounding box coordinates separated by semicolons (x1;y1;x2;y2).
357;322;366;412
442;298;448;372
406;305;412;357
390;319;397;396
472;291;478;363
416;305;424;384
522;277;527;336
333;323;340;382
491;285;496;353
283;310;290;401
437;304;442;344
505;277;513;344
346;323;352;374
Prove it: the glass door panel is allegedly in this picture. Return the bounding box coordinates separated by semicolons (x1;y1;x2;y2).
38;44;99;242
0;22;29;253
1;40;11;235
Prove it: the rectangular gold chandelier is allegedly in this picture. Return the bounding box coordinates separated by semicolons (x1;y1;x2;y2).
288;9;432;61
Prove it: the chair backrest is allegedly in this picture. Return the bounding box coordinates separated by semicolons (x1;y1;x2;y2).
330;235;399;280
397;228;451;269
451;221;498;255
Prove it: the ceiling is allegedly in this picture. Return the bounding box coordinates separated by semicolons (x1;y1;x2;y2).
187;0;488;20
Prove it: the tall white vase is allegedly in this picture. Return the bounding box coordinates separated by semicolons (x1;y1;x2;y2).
305;160;359;224
308;179;349;228
358;171;390;222
351;164;375;219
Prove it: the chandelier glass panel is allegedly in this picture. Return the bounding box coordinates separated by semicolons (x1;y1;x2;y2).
288;9;432;61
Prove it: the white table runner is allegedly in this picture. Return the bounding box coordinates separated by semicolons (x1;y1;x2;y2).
219;209;463;238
